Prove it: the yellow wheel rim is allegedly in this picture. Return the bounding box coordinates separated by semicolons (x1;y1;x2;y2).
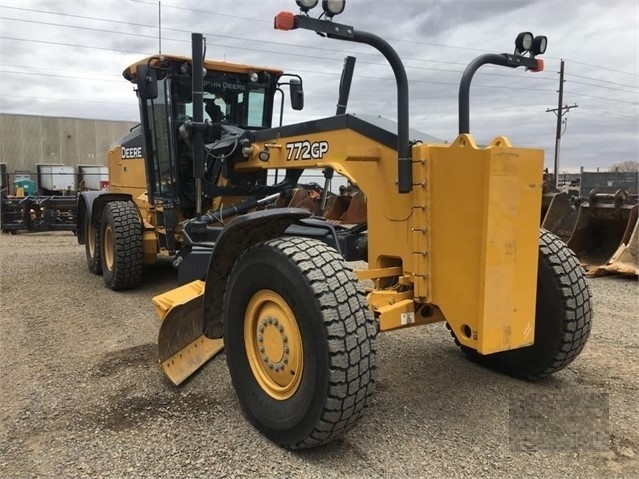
103;223;114;270
244;290;303;400
88;222;96;257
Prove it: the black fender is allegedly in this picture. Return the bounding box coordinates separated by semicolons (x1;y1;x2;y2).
201;208;311;339
76;191;133;244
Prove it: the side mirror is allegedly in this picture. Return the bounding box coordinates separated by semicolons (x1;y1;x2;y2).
289;78;304;111
136;64;158;100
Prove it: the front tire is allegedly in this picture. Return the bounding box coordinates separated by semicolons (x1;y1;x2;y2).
224;237;377;449
100;201;143;291
453;229;592;379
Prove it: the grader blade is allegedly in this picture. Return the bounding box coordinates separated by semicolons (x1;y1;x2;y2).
153;280;224;386
567;191;638;275
592;216;639;276
541;191;577;243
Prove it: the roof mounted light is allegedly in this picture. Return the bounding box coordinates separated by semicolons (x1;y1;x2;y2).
322;0;345;17
296;0;318;12
515;31;533;53
532;35;548;55
248;71;259;83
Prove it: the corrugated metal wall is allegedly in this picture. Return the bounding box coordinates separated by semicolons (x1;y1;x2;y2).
580;171;638;196
0;114;138;174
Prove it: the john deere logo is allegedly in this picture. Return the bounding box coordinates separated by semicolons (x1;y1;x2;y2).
121;146;143;159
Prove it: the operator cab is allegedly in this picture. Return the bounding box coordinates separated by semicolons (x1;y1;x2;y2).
123;56;282;215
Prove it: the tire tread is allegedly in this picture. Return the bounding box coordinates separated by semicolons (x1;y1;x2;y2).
254;237;377;449
102;201;143;290
450;229;592;379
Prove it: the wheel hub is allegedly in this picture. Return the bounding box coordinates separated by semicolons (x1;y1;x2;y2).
244;290;303;400
88;222;96;257
103;224;114;270
258;316;290;373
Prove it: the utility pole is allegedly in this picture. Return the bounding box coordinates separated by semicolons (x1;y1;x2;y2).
546;59;578;187
158;1;162;54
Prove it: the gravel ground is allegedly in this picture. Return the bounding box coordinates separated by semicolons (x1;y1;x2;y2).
0;231;637;479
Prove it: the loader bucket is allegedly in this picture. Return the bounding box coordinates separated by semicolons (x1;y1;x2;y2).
153;280;224;385
286;187;321;214
323;190;367;224
567;191;638;275
592;216;639;276
541;191;577;243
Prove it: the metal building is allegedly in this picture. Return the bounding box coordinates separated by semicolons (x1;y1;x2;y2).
0;113;138;175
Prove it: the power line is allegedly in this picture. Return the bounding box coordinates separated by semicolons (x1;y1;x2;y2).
566;78;638;94
0;9;562;85
0;63;121;78
564;58;638;77
577;105;637;120
1;7;634;111
127;0;493;53
0;58;555;94
0;7;469;67
5;2;635;83
0;35;151;56
128;0;272;24
571;117;638;133
0;16;160;42
565;72;638;90
0;3;555;77
0;31;554;84
0;25;468;76
128;0;639;77
0;91;553;115
0;69;124;83
0;94;135;106
564;90;639;106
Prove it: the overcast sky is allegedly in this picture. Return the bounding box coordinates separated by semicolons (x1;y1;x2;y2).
1;0;637;173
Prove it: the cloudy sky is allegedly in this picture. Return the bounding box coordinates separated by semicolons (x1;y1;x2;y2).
1;0;637;173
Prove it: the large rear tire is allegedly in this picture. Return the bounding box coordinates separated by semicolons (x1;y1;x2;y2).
224;237;377;449
452;229;592;379
85;213;102;275
100;201;143;291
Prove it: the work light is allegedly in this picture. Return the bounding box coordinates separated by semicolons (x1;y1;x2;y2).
532;35;548;55
322;0;345;16
515;32;533;52
296;0;318;11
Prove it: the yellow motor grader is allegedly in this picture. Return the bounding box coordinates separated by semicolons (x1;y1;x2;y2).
80;0;592;450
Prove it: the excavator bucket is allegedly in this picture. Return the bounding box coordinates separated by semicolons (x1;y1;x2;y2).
541;191;577;243
152;280;224;385
567;191;638;276
591;215;639;276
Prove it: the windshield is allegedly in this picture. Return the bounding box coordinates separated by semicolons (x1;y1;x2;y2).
172;72;272;130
